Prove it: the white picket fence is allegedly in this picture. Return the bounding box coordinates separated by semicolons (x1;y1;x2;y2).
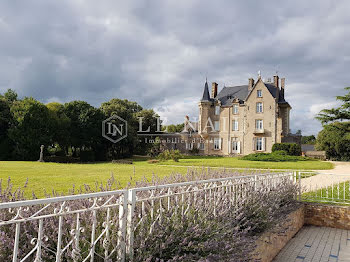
0;172;296;262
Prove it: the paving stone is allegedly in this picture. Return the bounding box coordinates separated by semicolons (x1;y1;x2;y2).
273;226;350;262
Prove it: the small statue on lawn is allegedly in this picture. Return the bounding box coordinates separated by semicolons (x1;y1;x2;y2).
38;145;45;162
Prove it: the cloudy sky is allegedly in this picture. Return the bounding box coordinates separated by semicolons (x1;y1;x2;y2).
0;0;349;135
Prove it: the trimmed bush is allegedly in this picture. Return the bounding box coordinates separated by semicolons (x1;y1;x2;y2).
111;159;133;164
272;143;302;156
158;149;183;162
44;156;80;163
241;151;311;162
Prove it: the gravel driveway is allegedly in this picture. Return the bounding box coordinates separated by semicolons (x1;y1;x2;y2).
302;162;350;191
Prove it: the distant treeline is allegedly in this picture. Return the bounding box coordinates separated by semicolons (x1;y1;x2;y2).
0;89;161;161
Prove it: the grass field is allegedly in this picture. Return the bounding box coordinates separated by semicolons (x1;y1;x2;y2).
0;156;333;198
303;181;350;205
158;156;334;170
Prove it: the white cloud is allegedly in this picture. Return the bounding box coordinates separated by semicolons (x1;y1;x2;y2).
0;0;349;135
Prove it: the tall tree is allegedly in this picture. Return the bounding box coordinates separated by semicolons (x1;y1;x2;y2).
316;122;350;160
316;86;350;160
0;89;18;104
316;87;350;124
64;101;105;159
46;102;71;154
0;98;14;160
101;99;143;159
135;109;160;154
301;135;316;145
9;97;53;160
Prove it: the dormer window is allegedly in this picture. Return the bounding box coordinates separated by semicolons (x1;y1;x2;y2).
257;90;262;97
215;106;220;115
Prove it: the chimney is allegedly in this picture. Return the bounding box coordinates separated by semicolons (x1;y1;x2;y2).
273;75;279;88
248;78;255;91
211;82;218;98
280;78;285;98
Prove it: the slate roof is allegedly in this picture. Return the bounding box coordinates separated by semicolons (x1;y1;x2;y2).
215;83;288;106
301;144;315;152
216;85;249;105
200;81;212;102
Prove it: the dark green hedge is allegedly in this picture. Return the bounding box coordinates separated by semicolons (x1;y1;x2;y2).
241;151;311;162
272;143;301;156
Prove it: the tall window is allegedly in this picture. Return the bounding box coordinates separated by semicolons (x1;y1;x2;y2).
215;106;220;115
198;142;205;150
233;104;239;114
256;119;263;130
232;140;240;153
186;142;193;150
232;120;239;131
214;138;221;150
256;102;263;113
214;121;220;131
257;90;262;97
255;137;265;151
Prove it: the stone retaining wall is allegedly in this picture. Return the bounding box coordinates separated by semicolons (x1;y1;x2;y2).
304;203;350;230
253;206;305;262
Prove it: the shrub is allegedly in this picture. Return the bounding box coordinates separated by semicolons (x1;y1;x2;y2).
272;143;301;156
80;150;95;162
189;147;200;155
158;149;183;162
111;159;133;164
44;156;80;163
241;152;311;162
272;150;288;156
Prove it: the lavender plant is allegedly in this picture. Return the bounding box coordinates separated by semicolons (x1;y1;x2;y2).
0;170;299;262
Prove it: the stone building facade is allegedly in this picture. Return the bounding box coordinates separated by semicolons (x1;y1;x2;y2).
164;74;298;156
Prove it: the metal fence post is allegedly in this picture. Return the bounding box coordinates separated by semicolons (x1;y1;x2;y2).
126;189;136;261
118;191;128;262
254;175;257;191
298;171;302;201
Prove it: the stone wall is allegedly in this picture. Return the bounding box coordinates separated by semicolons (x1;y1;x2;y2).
304;203;350;230
303;150;326;160
253;206;305;262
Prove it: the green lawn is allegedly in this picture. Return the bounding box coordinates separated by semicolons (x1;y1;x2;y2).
157;156;333;170
0;161;190;198
303;181;350;205
0;156;333;198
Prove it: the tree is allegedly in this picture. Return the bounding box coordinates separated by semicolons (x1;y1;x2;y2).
316;87;350;124
0;98;14;160
0;89;18;103
9;97;53;160
301;135;316;145
167;123;185;133
64;101;106;160
135;109;160;154
316;86;350;160
101;99;143;159
46;102;71;154
316;122;350;160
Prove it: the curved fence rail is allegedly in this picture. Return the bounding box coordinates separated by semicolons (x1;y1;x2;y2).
0;172;296;262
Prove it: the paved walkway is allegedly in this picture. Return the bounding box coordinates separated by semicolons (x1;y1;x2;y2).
302;162;350;192
273;226;350;262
